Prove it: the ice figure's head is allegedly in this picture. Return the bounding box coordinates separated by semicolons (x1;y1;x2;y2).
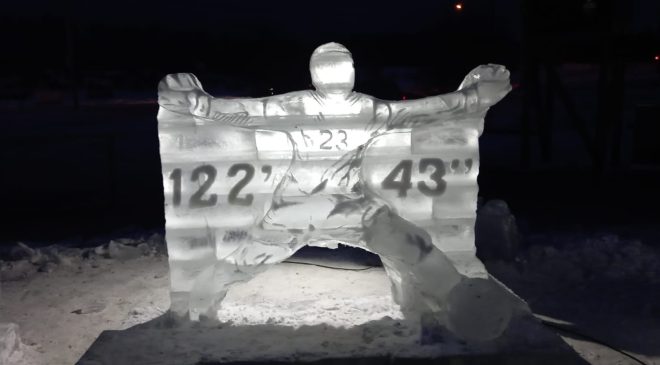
310;42;355;95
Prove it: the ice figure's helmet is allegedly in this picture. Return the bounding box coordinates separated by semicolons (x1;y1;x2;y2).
310;42;355;95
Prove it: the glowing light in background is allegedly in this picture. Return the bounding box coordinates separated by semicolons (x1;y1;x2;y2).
454;3;463;11
654;55;659;62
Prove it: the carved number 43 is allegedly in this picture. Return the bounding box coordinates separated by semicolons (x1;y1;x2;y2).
381;158;447;198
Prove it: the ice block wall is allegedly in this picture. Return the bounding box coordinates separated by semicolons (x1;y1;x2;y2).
158;111;484;316
156;42;511;320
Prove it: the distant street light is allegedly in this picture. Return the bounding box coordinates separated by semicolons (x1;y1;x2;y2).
655;55;659;62
455;3;463;11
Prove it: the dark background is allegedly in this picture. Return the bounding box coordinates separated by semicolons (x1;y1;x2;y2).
1;0;659;245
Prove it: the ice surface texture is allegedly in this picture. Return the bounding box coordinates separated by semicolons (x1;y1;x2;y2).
157;42;514;341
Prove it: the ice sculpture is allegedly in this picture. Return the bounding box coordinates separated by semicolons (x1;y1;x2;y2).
157;43;514;341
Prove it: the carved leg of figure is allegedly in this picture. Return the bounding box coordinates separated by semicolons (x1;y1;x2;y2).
363;206;514;342
168;256;216;320
444;276;514;341
362;206;462;340
172;227;302;321
166;228;221;320
188;260;268;321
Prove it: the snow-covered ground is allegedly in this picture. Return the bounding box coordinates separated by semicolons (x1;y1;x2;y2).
0;237;169;365
487;232;660;365
1;232;659;364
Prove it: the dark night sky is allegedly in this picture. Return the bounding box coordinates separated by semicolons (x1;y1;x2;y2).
7;0;509;32
3;0;657;77
0;0;528;97
3;0;659;34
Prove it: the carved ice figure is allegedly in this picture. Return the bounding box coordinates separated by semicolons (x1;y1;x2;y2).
157;43;515;341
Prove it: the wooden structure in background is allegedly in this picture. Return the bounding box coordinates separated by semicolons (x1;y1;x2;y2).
520;0;630;175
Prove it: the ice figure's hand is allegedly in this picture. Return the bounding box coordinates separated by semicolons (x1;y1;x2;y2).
158;73;211;117
459;64;511;108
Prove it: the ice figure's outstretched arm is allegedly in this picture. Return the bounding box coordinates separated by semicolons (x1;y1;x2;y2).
383;64;511;130
158;73;266;127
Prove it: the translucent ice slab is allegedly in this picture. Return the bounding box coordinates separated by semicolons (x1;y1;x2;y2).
157;42;517;341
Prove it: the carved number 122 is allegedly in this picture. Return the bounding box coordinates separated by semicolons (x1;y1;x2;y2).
169;164;264;208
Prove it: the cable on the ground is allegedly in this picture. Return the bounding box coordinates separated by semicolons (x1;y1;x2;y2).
282;260;647;365
283;259;380;271
539;318;648;365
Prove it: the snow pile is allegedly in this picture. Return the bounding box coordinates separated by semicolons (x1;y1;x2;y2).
475;199;520;261
0;234;166;282
121;305;168;329
214;295;403;329
0;323;40;365
519;233;660;285
486;232;660;317
0;323;22;364
91;234;167;260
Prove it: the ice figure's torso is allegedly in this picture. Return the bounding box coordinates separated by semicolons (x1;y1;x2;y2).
251;91;386;239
